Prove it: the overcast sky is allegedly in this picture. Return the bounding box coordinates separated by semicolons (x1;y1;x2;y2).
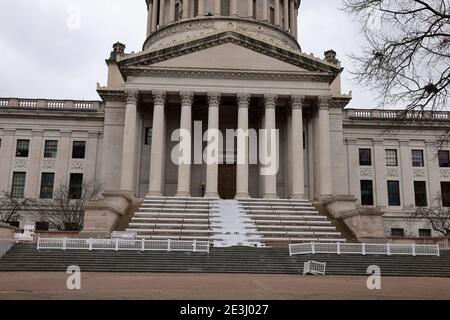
0;0;377;107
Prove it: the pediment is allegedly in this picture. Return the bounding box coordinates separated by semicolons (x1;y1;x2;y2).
118;32;341;80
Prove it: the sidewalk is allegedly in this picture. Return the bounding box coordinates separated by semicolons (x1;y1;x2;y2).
0;272;449;300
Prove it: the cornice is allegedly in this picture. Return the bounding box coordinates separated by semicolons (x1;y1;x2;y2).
97;89;126;102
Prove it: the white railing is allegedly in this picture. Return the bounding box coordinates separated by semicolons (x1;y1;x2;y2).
289;242;440;257
37;238;210;253
303;261;326;275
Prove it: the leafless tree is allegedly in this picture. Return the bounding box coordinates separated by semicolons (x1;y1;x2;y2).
342;1;450;124
409;197;450;236
35;180;103;231
0;192;32;225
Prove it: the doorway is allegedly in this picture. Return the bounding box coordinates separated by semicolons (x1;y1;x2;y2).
218;165;236;199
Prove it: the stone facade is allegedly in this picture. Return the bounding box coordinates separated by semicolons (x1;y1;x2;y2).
0;1;449;239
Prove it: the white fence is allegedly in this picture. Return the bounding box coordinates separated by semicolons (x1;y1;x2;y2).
37;238;210;253
303;261;326;276
289;242;440;257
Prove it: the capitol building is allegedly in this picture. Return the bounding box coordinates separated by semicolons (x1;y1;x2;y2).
1;0;449;245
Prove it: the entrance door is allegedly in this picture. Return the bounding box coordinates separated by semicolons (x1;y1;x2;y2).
218;165;236;199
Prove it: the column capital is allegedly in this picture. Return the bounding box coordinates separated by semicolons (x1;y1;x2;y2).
207;92;221;106
125;89;139;104
318;95;332;110
291;95;306;110
152;90;167;105
180;91;194;106
237;93;251;107
264;93;278;109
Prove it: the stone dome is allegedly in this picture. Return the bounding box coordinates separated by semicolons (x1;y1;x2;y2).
143;0;301;51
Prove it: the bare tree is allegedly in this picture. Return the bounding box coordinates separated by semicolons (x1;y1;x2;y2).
0;192;32;225
35;180;103;231
410;197;450;236
342;1;450;120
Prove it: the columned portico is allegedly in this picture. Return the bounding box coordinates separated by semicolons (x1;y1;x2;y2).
148;90;167;196
235;93;251;199
318;96;333;198
120;89;139;193
291;95;305;199
263;93;278;199
205;92;221;198
176;91;194;197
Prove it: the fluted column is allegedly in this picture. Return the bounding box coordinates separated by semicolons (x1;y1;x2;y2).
283;0;289;30
152;0;159;31
262;0;269;21
318;96;333;198
248;0;254;17
236;93;251;199
146;1;153;37
198;0;204;16
159;0;166;26
205;92;221;198
120;89;139;193
294;7;298;40
275;0;281;26
289;0;295;35
176;91;194;197
148;90;167;196
214;0;221;15
231;0;238;16
169;0;176;22
263;93;278;199
291;95;305;199
183;0;189;18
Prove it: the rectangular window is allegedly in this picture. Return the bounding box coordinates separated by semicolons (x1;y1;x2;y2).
411;149;424;167
44;140;58;158
15;139;30;158
145;128;153;145
419;229;431;238
359;148;372;166
72;141;86;159
391;228;404;237
35;221;49;231
40;173;55;199
221;0;230;16
414;181;428;207
360;180;374;206
11;172;26;198
387;181;401;206
385;149;398;166
441;182;450;207
69;173;83;199
270;7;275;24
438;150;450;167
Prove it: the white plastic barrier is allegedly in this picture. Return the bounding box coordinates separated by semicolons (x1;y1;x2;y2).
303;261;326;275
289;242;440;257
37;238;210;253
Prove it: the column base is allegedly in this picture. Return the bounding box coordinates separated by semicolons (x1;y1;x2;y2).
263;194;279;199
147;191;163;197
235;193;251;199
319;194;333;202
291;194;305;200
204;192;219;198
175;192;191;197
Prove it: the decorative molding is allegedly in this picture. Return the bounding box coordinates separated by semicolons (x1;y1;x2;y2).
264;93;278;109
441;169;450;179
180;91;195;106
70;160;84;171
14;159;27;169
360;167;374;177
42;160;56;170
97;89;126;102
236;93;251;107
386;168;400;178
413;169;426;178
291;95;306;110
152;90;167;105
318;96;332;111
207;92;222;106
125;89;139;104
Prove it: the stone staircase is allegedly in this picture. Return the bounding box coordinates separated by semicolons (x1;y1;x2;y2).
1;243;450;277
125;196;346;247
